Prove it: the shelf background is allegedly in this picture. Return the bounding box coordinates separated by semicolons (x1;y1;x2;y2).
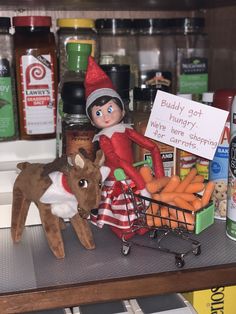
1;0;236;11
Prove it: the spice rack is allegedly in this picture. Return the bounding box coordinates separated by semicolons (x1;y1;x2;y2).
0;0;236;313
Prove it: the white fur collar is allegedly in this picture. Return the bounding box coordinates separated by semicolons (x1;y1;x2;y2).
93;123;133;142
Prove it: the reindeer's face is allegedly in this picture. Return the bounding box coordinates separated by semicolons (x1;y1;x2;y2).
66;150;109;218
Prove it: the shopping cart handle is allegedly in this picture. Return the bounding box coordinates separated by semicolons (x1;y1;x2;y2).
114;159;153;181
114;168;127;181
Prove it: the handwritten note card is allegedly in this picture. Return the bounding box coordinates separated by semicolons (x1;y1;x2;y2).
145;90;229;160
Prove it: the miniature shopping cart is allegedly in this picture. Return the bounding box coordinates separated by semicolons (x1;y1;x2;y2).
114;160;215;268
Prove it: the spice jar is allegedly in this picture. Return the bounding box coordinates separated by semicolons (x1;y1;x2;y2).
61;81;97;160
132;18;176;92
57;18;98;79
174;17;209;101
96;18;137;88
56;42;92;156
0;17;18;142
13;16;58;140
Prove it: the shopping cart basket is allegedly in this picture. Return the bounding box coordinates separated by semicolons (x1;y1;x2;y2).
114;161;215;268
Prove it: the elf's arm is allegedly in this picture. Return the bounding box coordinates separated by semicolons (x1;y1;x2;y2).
126;128;164;178
99;135;146;190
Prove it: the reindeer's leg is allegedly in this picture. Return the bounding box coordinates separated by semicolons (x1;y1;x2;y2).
70;213;95;250
37;202;65;259
11;187;31;242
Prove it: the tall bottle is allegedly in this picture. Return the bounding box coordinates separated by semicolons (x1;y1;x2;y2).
174;17;209;101
0;17;18;142
56;42;92;156
195;91;214;180
227;96;236;240
209;89;236;220
13;16;58;140
61;81;97;160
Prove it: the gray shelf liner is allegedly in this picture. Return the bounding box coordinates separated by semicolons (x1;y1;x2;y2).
1;220;236;294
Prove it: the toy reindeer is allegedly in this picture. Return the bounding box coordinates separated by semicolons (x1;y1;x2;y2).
11;149;110;258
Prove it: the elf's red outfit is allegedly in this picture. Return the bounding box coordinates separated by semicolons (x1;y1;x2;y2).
85;57;164;239
91;123;164;238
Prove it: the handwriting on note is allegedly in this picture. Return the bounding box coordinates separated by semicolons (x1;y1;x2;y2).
145;91;228;160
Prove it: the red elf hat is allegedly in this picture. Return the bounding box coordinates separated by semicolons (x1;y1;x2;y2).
85;56;124;115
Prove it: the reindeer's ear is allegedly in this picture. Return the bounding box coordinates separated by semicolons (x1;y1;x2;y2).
74;153;85;169
94;149;105;167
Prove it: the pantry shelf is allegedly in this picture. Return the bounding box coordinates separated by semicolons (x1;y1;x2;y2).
0;220;236;313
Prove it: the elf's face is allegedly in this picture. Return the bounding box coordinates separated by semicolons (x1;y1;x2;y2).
91;100;125;129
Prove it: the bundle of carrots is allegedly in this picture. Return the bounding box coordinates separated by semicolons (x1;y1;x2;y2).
139;166;215;231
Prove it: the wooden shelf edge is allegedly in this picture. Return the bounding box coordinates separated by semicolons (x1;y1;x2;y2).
1;263;236;313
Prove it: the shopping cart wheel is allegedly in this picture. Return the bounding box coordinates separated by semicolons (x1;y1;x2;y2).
121;243;131;256
192;244;201;256
149;229;157;239
175;255;185;268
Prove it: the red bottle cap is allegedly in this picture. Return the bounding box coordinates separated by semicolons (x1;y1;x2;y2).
13;16;52;27
213;89;236;121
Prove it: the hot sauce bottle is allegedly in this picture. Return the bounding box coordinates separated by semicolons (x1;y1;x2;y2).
13;16;58;140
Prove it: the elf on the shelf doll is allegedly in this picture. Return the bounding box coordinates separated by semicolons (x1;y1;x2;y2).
85;56;164;239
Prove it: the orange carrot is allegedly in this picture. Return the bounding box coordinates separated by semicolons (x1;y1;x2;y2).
139;166;153;183
146;202;159;226
192;198;203;211
154;206;169;227
159;192;196;203
161;175;181;193
173;196;195;211
201;181;215;207
146;176;170;193
184;182;205;194
191;175;205;183
175;168;198;192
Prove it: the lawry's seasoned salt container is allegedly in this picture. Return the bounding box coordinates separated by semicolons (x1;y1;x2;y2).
209;89;236;220
227;96;236;240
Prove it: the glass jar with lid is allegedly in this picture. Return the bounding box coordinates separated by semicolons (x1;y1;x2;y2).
57;18;98;79
95;18;137;88
132;18;176;92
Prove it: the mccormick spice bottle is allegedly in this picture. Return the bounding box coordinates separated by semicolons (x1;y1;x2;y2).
13;16;58;140
61;81;97;160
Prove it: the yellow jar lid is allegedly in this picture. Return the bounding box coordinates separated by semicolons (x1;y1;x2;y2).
57;18;95;28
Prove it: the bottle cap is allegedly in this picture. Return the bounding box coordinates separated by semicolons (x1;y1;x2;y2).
95;19;133;34
100;64;130;100
177;93;193;100
61;81;86;114
172;17;205;34
0;17;11;28
57;18;95;28
202;92;214;104
13;16;52;27
66;42;92;72
213;89;236;121
132;18;175;33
